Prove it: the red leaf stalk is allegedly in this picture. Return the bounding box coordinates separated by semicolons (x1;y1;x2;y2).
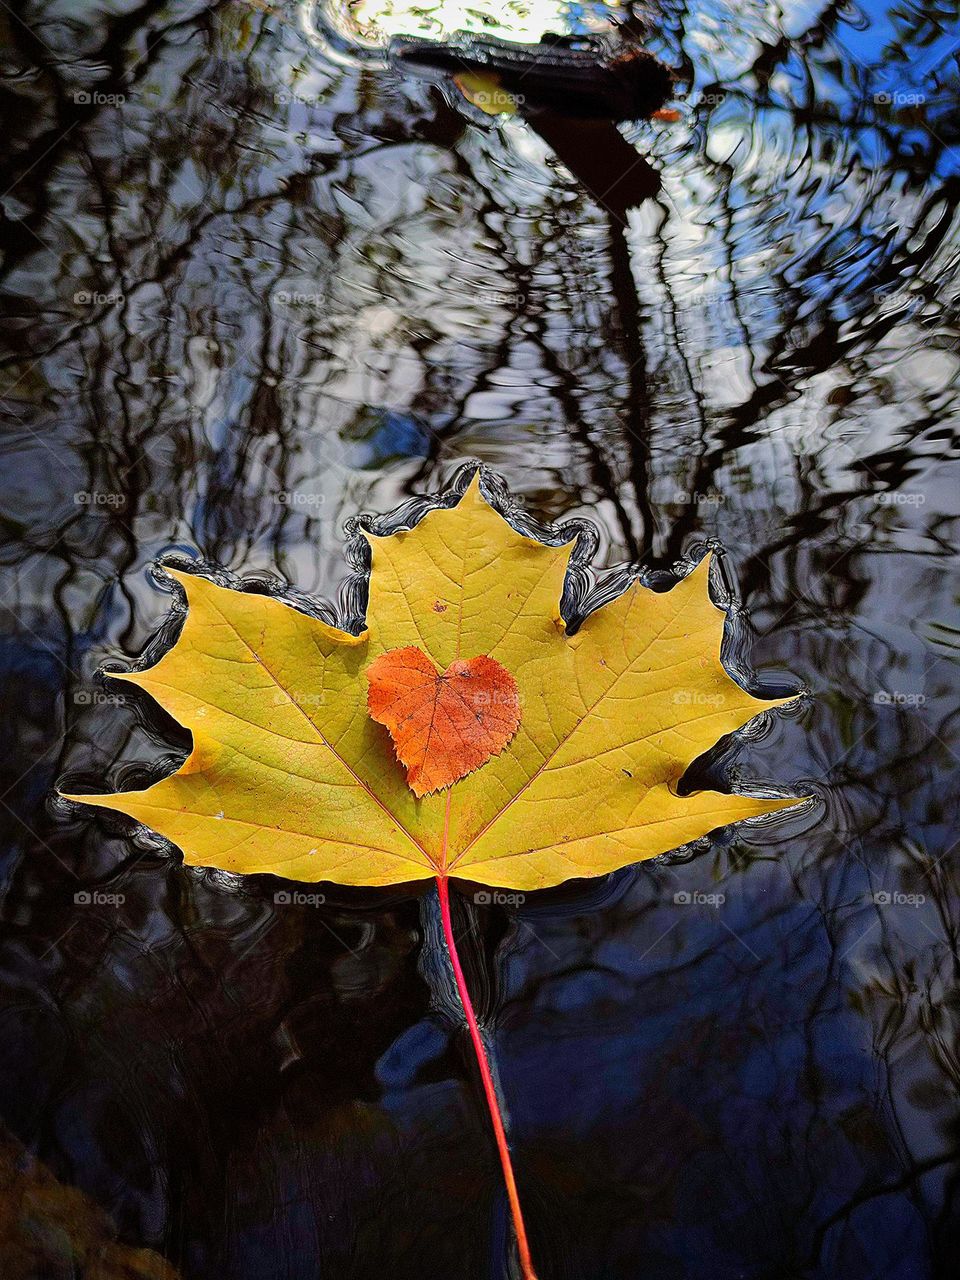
436;873;538;1280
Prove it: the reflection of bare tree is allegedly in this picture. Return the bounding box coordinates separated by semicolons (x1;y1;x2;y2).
1;0;959;1276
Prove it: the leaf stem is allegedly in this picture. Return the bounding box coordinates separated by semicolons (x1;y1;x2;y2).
436;873;538;1280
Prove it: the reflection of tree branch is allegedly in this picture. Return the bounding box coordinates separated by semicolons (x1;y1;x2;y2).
811;1150;958;1258
0;0;228;281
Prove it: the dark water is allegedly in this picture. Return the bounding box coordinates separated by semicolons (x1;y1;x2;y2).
2;0;960;1276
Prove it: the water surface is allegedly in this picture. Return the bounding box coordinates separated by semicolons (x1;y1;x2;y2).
1;0;959;1277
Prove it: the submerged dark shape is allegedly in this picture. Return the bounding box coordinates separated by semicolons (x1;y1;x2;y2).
389;28;675;122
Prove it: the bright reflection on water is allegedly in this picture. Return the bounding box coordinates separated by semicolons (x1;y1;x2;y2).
307;0;626;61
1;0;959;1277
325;0;595;41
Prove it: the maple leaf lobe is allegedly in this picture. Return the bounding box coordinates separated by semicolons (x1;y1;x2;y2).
366;645;521;797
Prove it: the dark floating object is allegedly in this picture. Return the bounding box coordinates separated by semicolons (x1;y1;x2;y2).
389;28;675;122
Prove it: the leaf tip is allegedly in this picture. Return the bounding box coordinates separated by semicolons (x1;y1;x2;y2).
56;788;119;814
106;667;143;687
158;564;193;589
753;791;810;821
460;468;486;510
692;548;715;580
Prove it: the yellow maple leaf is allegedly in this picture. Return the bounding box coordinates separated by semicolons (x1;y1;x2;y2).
65;474;799;890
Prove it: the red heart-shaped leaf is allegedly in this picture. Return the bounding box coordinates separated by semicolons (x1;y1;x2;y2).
366;645;521;797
